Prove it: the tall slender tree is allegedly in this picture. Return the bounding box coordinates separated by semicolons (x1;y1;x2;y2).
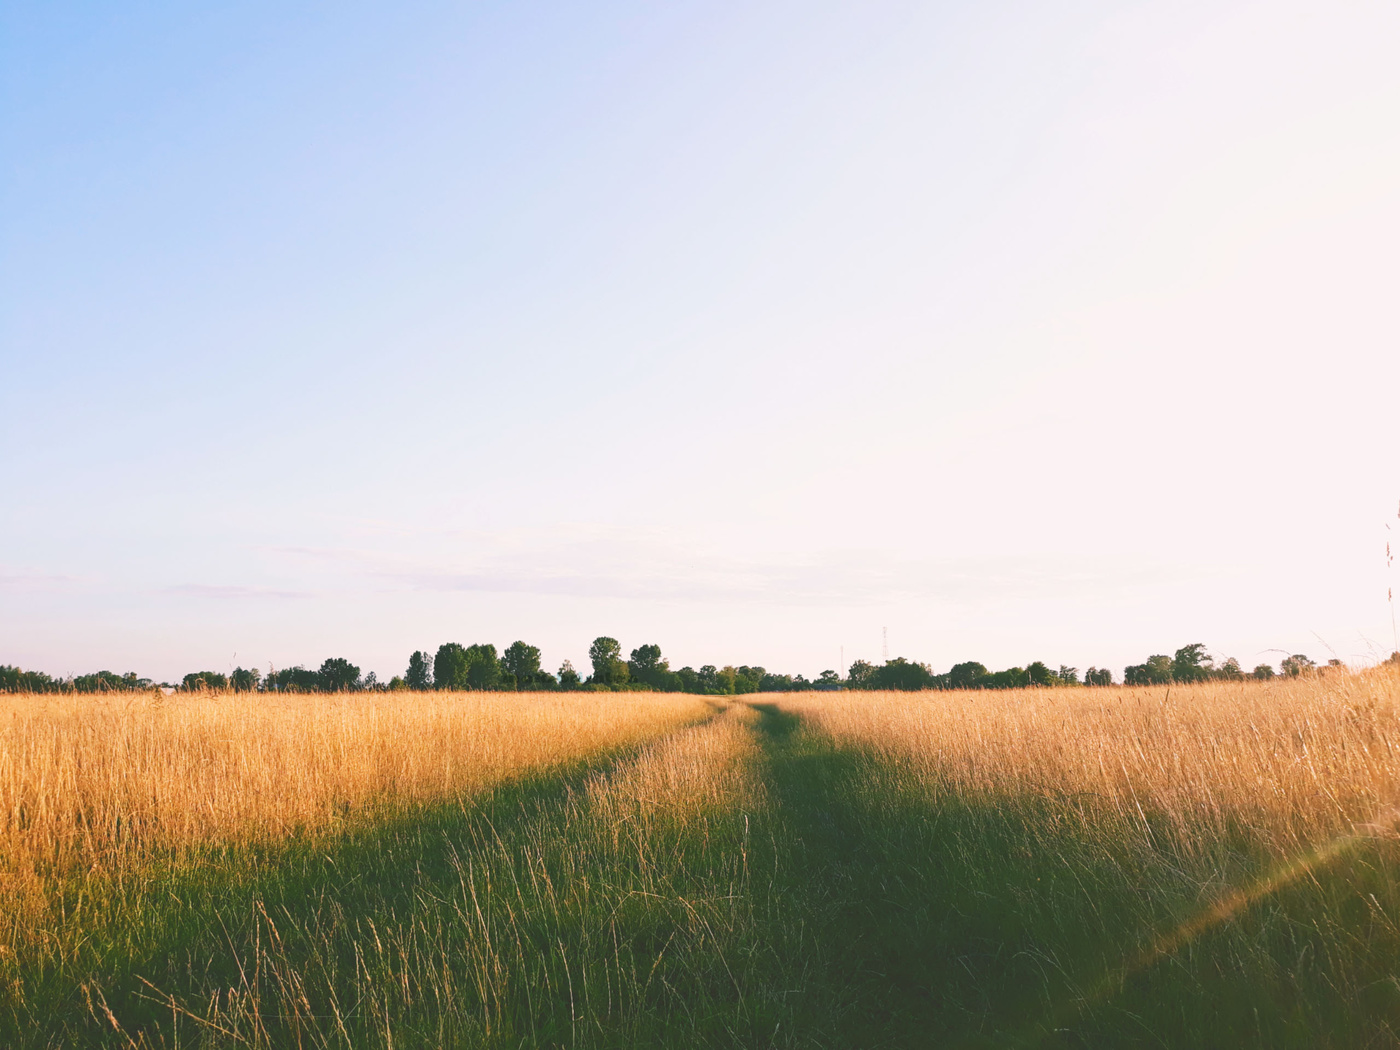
502;641;543;690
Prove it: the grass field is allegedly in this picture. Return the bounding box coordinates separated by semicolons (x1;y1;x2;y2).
4;670;1400;1047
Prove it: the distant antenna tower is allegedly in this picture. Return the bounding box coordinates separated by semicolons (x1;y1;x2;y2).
882;627;888;663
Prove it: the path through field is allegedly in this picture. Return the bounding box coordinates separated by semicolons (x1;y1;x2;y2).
7;695;1400;1048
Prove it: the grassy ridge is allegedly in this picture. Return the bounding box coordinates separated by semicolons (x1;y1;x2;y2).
8;680;1400;1046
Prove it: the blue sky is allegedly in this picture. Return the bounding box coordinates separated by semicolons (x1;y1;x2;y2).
3;1;1398;682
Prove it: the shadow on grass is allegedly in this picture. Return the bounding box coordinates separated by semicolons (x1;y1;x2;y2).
6;732;710;1049
748;702;1400;1050
750;701;1015;1047
15;702;1400;1049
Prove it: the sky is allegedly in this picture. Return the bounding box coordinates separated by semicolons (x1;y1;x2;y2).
3;0;1399;683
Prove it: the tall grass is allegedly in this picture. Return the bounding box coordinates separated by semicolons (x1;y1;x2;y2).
774;667;1400;1045
153;704;772;1047
782;669;1400;865
8;673;1400;1046
1;690;705;869
0;691;706;996
12;703;775;1047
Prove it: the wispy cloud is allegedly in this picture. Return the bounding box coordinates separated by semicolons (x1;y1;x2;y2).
0;567;85;592
267;526;1192;606
163;583;315;600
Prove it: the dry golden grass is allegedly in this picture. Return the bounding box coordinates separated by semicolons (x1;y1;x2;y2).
10;674;1400;1045
0;690;707;883
778;666;1400;859
69;703;767;1048
586;701;764;822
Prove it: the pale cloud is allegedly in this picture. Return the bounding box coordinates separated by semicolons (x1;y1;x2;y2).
163;583;315;600
269;526;1196;606
0;567;85;592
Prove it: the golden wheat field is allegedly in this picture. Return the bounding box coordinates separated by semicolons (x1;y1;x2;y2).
81;705;765;1047
0;691;707;952
13;673;1394;885
0;690;706;870
6;671;1400;1047
782;667;1400;855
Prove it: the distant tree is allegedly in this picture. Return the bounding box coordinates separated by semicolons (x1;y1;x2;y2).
815;669;843;690
873;658;935;691
558;660;582;690
230;666;261;692
502;641;543;690
628;644;677;690
588;637;628;687
0;667;153;694
1217;657;1243;679
947;661;989;690
589;636;621;678
1057;666;1080;686
1171;643;1212;683
269;666;320;692
388;675;408;691
434;643;471;691
406;650;433;691
464;644;501;690
760;671;802;691
1281;654;1316;677
1124;655;1173;686
732;666;764;694
1252;663;1275;680
847;660;878;690
430;643;501;690
1084;667;1114;687
694;665;728;694
608;659;630;688
318;658;361;692
1;665;61;693
676;666;701;692
73;671;150;693
628;643;663;675
1146;654;1174;682
982;666;1029;689
182;671;228;692
1026;661;1056;687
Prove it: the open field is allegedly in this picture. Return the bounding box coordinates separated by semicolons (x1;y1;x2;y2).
776;670;1400;1045
0;690;709;1032
1;690;708;876
3;670;1400;1046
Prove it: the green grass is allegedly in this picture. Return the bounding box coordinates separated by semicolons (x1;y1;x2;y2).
7;703;1400;1047
5;712;783;1048
752;702;1400;1048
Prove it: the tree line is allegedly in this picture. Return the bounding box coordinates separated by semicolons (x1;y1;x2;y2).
1121;643;1329;685
4;639;1367;695
0;668;155;693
